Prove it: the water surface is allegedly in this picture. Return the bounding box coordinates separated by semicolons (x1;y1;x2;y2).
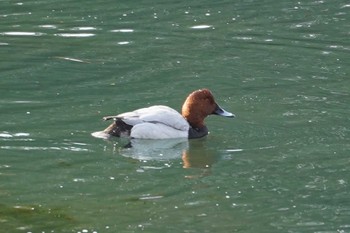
1;0;349;232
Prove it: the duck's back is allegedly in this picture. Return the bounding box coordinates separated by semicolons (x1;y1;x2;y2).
118;105;189;132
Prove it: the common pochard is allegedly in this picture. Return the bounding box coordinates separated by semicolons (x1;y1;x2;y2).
94;89;234;139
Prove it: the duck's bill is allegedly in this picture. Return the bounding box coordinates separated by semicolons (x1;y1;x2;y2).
213;104;235;118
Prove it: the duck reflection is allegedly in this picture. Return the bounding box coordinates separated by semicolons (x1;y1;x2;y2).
182;138;218;169
94;132;218;169
119;138;218;169
120;138;189;161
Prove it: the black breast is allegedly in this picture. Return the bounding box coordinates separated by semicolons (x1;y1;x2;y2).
188;126;208;139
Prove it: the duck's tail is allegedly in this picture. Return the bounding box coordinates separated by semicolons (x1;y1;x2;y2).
103;119;132;137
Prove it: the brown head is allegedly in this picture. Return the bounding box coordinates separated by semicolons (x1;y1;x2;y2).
181;89;234;129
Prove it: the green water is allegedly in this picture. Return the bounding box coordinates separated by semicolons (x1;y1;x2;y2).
1;0;349;232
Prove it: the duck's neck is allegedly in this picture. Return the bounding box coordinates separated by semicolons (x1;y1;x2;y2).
181;102;207;131
183;115;208;139
188;125;208;139
183;115;205;129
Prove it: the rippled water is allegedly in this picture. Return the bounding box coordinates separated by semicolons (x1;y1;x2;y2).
1;0;349;232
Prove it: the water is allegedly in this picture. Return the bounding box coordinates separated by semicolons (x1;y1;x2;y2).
1;0;349;232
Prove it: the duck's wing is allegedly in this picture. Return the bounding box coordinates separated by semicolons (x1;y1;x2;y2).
130;122;189;139
103;112;143;125
138;106;189;131
103;108;147;123
104;105;189;131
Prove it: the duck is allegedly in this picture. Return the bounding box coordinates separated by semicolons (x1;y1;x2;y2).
95;88;235;139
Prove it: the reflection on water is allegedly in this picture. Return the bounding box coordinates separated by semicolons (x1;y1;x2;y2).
98;136;226;169
182;138;218;169
121;138;189;161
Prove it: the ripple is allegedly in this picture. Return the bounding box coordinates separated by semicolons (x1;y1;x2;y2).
0;133;12;138
117;41;131;45
1;138;34;142
297;94;327;102
0;31;45;36
296;221;325;226
0;132;30;138
71;26;98;31
38;24;57;29
0;146;90;152
232;36;253;40
0;12;31;17
73;178;86;182
55;56;88;63
0;132;90;152
225;149;243;152
290;21;316;29
139;195;163;200
54;33;95;38
190;25;213;29
110;29;134;33
2;100;42;104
